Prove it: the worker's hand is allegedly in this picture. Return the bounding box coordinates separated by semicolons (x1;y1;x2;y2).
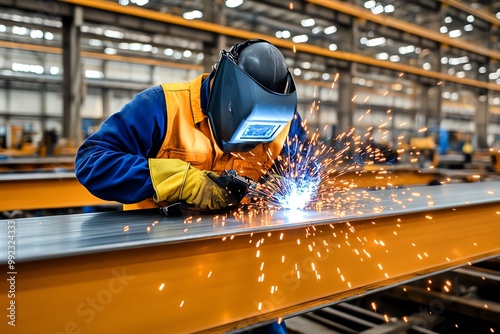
149;158;238;210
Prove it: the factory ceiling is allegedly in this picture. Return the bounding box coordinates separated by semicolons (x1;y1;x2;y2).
0;0;499;88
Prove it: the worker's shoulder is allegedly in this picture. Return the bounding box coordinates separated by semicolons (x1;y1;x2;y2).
131;85;166;104
160;80;192;92
123;85;166;113
137;85;165;97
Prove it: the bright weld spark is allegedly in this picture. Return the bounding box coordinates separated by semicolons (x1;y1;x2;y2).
239;112;400;219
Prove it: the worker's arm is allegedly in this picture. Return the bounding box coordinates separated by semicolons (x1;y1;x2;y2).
75;86;166;204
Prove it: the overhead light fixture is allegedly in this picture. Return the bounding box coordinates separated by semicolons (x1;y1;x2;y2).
384;5;395;13
301;18;315;27
478;66;487;74
104;48;117;55
49;66;59;75
30;29;44;39
371;5;384;15
104;29;124;39
448;29;461;38
364;0;376;9
44;32;54;40
463;63;472;71
276;30;291;38
440;56;448;64
85;70;104;79
89;39;103;47
225;0;243;8
444;16;452;24
389;55;400;62
440;26;448;33
164;48;174;56
312;27;322;34
466;15;475;23
328;43;337;51
464;24;473;32
293;68;301;76
324;25;337;35
131;0;149;6
365;37;386;47
489;72;499;80
141;44;153;52
183;10;203;20
292;34;309;43
449;56;468;65
0;24;6;32
12;62;44;74
129;43;141;51
422;62;431;70
12;26;28;35
375;52;389;60
398;45;415;54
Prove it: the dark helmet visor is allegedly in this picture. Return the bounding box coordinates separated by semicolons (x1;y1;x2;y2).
207;51;297;153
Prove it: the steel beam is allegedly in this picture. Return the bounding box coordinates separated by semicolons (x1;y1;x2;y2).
0;172;117;211
1;182;499;333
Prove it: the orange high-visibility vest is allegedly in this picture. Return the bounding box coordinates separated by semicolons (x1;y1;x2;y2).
125;74;290;210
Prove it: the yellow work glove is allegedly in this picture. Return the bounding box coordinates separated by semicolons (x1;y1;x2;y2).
149;158;237;210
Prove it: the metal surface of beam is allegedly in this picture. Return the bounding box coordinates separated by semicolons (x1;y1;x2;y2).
0;182;499;333
0;172;117;210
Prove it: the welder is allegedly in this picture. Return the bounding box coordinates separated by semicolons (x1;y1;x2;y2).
75;39;306;334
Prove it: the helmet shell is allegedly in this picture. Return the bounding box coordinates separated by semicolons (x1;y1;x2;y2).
236;42;289;94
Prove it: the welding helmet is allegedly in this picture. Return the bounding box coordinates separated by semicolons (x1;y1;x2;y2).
206;39;297;152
